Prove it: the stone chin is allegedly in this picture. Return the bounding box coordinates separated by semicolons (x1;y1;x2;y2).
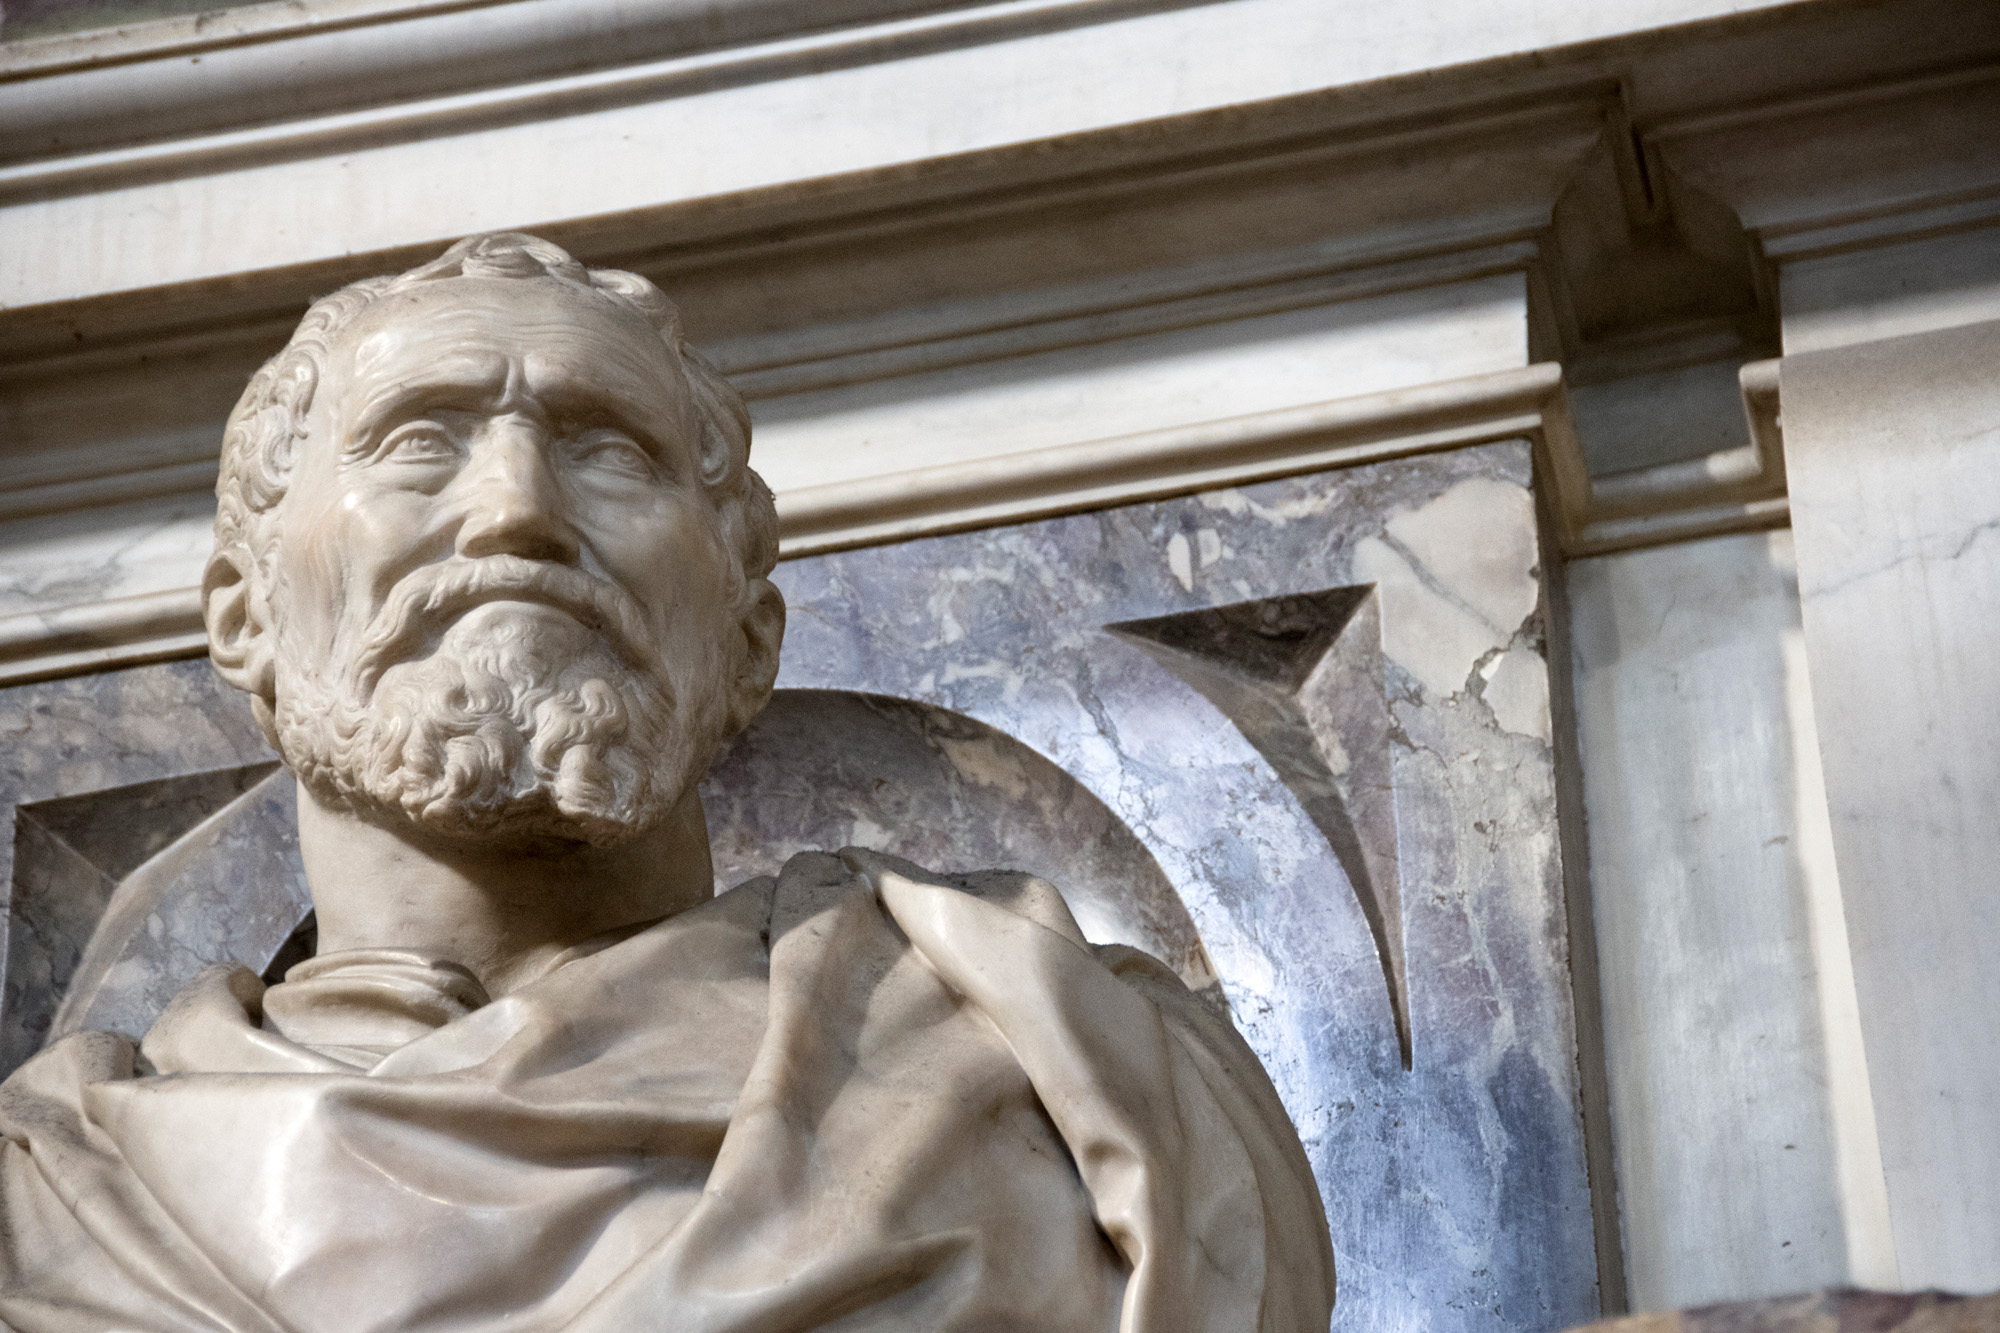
271;598;728;850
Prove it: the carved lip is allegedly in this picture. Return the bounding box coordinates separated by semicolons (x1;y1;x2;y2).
353;557;654;690
445;588;607;634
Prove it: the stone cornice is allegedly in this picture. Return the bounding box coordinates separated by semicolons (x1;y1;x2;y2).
1653;62;2000;265
6;0;1998;314
0;0;1171;194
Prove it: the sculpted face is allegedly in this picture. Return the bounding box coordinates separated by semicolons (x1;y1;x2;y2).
256;276;757;846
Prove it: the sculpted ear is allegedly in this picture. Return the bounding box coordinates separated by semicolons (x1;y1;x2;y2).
725;577;786;733
203;548;276;709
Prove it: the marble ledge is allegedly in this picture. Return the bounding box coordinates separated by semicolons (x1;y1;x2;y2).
0;0;1822;308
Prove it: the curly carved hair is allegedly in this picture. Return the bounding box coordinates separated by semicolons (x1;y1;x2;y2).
213;232;778;592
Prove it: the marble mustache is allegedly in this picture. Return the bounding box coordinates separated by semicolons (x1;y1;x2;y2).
0;233;1335;1332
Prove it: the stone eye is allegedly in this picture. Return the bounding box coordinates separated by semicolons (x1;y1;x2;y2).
378;422;462;464
571;428;655;480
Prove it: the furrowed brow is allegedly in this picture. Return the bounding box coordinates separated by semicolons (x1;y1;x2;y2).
539;380;692;471
349;358;510;446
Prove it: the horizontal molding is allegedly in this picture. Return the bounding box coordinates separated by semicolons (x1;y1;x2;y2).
722;240;1542;400
0;83;1598;360
0;0;504;77
11;1;1998;324
0;238;1543;519
0;589;209;686
0;94;1618;373
0;0;1189;203
1653;61;2000;266
1759;188;2000;263
1562;496;1790;559
6;7;1990;359
781;363;1566;556
0;0;1089;144
0;361;1792;686
0;459;219;525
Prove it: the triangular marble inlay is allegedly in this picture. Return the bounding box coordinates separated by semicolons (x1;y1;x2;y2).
2;762;283;1073
1107;587;1410;1066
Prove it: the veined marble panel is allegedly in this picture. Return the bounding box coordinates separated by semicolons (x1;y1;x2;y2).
1781;318;2000;1292
0;491;217;619
1568;531;1894;1311
0;440;1599;1331
0;662;279;1064
760;440;1590;1333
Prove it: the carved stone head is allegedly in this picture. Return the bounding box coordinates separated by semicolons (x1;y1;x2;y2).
201;233;786;848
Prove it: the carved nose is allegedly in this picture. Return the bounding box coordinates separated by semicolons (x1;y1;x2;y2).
454;427;580;565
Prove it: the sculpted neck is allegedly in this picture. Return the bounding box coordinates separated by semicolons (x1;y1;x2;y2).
294;782;715;998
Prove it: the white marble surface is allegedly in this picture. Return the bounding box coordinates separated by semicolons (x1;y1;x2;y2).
0;494;215;619
752;275;1527;494
0;0;1796;311
1568;530;1895;1311
1781;229;2000;356
1354;470;1540;704
1782;317;2000;1293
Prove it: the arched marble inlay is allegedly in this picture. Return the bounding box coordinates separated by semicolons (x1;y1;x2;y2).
703;689;1219;1001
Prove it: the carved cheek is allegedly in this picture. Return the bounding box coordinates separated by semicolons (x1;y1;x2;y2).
351;488;439;612
282;481;435;653
263;466;349;650
606;492;735;639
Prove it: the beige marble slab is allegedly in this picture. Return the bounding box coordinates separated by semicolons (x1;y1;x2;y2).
1782;316;2000;1292
1568;531;1893;1310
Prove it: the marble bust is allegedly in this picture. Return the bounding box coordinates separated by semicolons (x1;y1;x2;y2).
0;234;1335;1331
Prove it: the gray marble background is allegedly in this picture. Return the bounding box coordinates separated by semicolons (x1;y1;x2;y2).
0;440;1598;1332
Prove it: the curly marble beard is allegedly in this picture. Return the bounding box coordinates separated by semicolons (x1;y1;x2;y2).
270;556;727;847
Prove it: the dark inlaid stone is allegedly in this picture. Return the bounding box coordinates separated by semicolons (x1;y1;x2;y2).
1107;587;1407;1064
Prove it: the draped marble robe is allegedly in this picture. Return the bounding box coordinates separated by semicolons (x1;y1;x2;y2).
0;850;1334;1332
